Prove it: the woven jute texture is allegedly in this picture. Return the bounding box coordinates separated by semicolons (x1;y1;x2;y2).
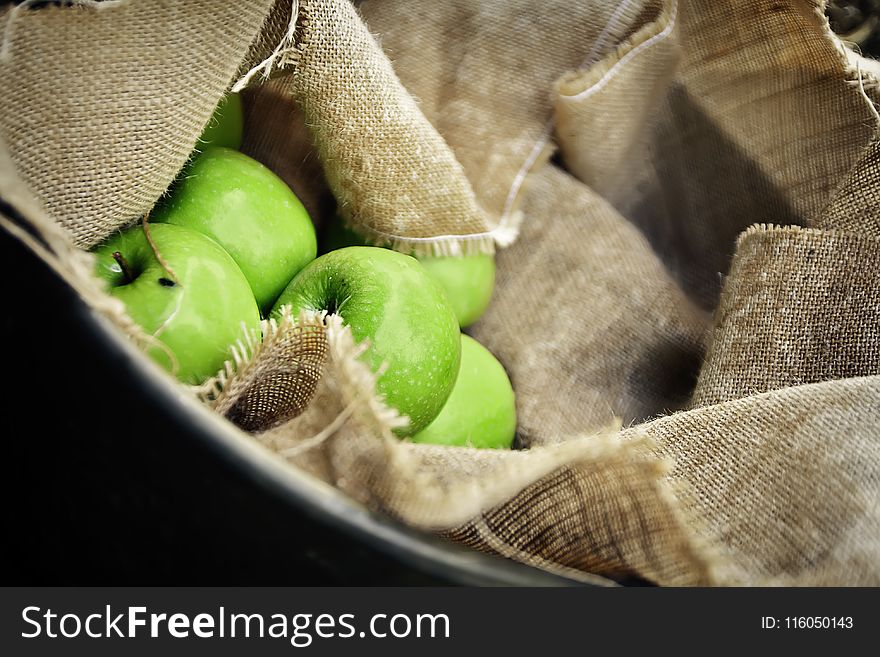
472;165;709;444
643;374;880;586
0;0;279;249
550;0;876;308
2;0;879;586
358;0;671;248
239;315;712;586
692;225;880;406
288;0;499;255
203;309;328;433
817;138;880;238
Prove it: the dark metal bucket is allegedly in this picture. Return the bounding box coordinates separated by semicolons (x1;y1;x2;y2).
3;223;583;586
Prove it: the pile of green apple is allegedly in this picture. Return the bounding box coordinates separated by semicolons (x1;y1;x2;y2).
92;94;516;449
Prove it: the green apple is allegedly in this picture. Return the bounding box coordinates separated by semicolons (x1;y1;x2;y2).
417;255;494;328
411;334;516;449
93;223;260;384
152;147;317;314
320;215;495;327
271;246;461;436
198;93;243;150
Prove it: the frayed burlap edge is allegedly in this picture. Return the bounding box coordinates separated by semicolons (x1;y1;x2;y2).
554;0;677;99
289;0;508;258
252;315;625;528
814;0;880;114
736;221;880;245
233;0;302;93
208;309;723;584
194;308;310;409
331;211;526;257
343;219;518;258
195;307;328;433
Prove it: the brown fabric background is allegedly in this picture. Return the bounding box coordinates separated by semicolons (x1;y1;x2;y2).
1;0;879;586
473;165;709;443
551;0;875;308
645;374;880;585
241;75;335;228
358;0;669;235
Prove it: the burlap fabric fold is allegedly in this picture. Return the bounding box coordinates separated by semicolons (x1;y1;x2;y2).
287;0;499;255
818;138;880;237
1;0;879;586
0;0;279;249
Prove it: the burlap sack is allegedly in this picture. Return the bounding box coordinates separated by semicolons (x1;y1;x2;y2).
2;0;879;586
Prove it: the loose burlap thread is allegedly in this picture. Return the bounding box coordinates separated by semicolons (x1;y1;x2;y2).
1;0;879;586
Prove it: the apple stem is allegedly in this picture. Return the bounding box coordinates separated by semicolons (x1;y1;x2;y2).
112;251;135;284
142;215;181;286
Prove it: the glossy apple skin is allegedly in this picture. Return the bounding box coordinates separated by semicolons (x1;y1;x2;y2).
93;223;261;384
198;93;243;150
153;147;317;314
321;215;495;327
417;255;494;328
411;335;515;449
271;246;461;436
